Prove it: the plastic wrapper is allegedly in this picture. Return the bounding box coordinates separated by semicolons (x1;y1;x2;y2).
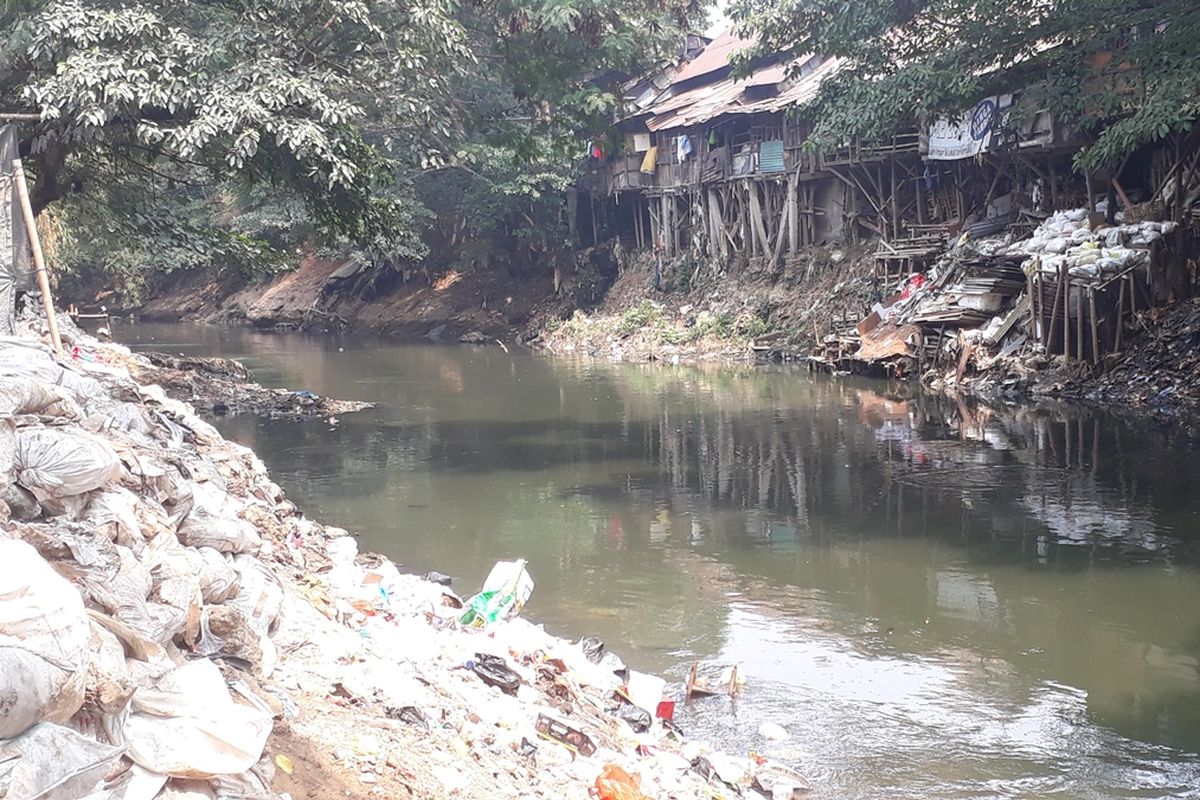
594;763;652;800
473;652;521;695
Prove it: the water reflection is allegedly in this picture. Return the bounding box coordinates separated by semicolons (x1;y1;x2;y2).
117;322;1200;799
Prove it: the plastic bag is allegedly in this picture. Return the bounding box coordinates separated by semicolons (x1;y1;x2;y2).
617;703;651;733
124;659;273;779
459;559;534;629
0;540;92;738
0;722;124;800
594;763;652;800
472;653;521;695
15;427;123;499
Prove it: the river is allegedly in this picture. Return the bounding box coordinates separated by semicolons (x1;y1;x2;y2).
117;321;1200;799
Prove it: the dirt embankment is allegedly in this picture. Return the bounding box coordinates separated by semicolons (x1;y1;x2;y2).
533;246;879;362
137;250;612;343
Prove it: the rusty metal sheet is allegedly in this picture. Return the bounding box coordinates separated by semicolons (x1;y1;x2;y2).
854;324;921;362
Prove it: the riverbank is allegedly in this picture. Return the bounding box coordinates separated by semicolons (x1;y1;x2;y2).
126;225;1200;417
0;317;801;798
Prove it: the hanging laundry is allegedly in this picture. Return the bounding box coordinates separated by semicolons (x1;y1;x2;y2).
677;135;693;162
640;146;658;174
590;140;606;160
633;133;651;153
708;130;718;147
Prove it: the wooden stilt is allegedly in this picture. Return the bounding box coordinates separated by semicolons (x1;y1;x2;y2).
1075;285;1084;361
1089;288;1100;364
12;158;63;354
1113;277;1126;353
1059;265;1069;358
787;171;799;256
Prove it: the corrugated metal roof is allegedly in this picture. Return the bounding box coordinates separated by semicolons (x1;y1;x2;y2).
645;55;842;132
670;31;753;85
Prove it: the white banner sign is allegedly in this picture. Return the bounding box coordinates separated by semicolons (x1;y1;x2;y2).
927;95;1012;161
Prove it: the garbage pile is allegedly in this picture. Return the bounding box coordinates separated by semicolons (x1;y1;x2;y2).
131;351;375;419
812;205;1184;398
0;316;809;799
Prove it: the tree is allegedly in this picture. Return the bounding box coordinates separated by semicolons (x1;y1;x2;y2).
2;0;703;297
1;0;469;234
730;0;1200;171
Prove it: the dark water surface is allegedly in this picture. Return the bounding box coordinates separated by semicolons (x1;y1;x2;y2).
118;321;1200;799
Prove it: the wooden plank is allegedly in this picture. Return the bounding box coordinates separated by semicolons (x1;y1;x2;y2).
747;182;771;256
787;171;799;255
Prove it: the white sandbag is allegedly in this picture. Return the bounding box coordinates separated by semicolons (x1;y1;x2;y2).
0;541;92;738
0;417;14;488
176;481;262;554
87;545;154;635
0;341;106;407
149;548;204;646
197;547;239;603
194;604;277;677
124;659;273;779
227;555;283;636
0;376;78;418
15;427;123;499
85;617;136;715
83;487;145;548
0;722;123;800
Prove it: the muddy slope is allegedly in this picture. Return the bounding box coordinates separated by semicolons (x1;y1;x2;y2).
138;250;615;341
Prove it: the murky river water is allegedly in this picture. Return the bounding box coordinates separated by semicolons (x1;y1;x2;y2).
118;321;1200;798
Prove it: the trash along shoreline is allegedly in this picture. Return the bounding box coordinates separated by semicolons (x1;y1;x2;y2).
0;313;807;800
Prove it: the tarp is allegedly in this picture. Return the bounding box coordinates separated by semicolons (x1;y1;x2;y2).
926;96;1013;161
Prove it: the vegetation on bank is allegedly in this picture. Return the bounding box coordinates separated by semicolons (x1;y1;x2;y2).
544;303;765;356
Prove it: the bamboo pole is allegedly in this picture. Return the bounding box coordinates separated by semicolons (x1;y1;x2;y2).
0;113;41;122
12;158;63;354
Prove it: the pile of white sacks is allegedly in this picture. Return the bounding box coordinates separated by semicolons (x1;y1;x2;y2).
0;321;295;800
983;207;1179;281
